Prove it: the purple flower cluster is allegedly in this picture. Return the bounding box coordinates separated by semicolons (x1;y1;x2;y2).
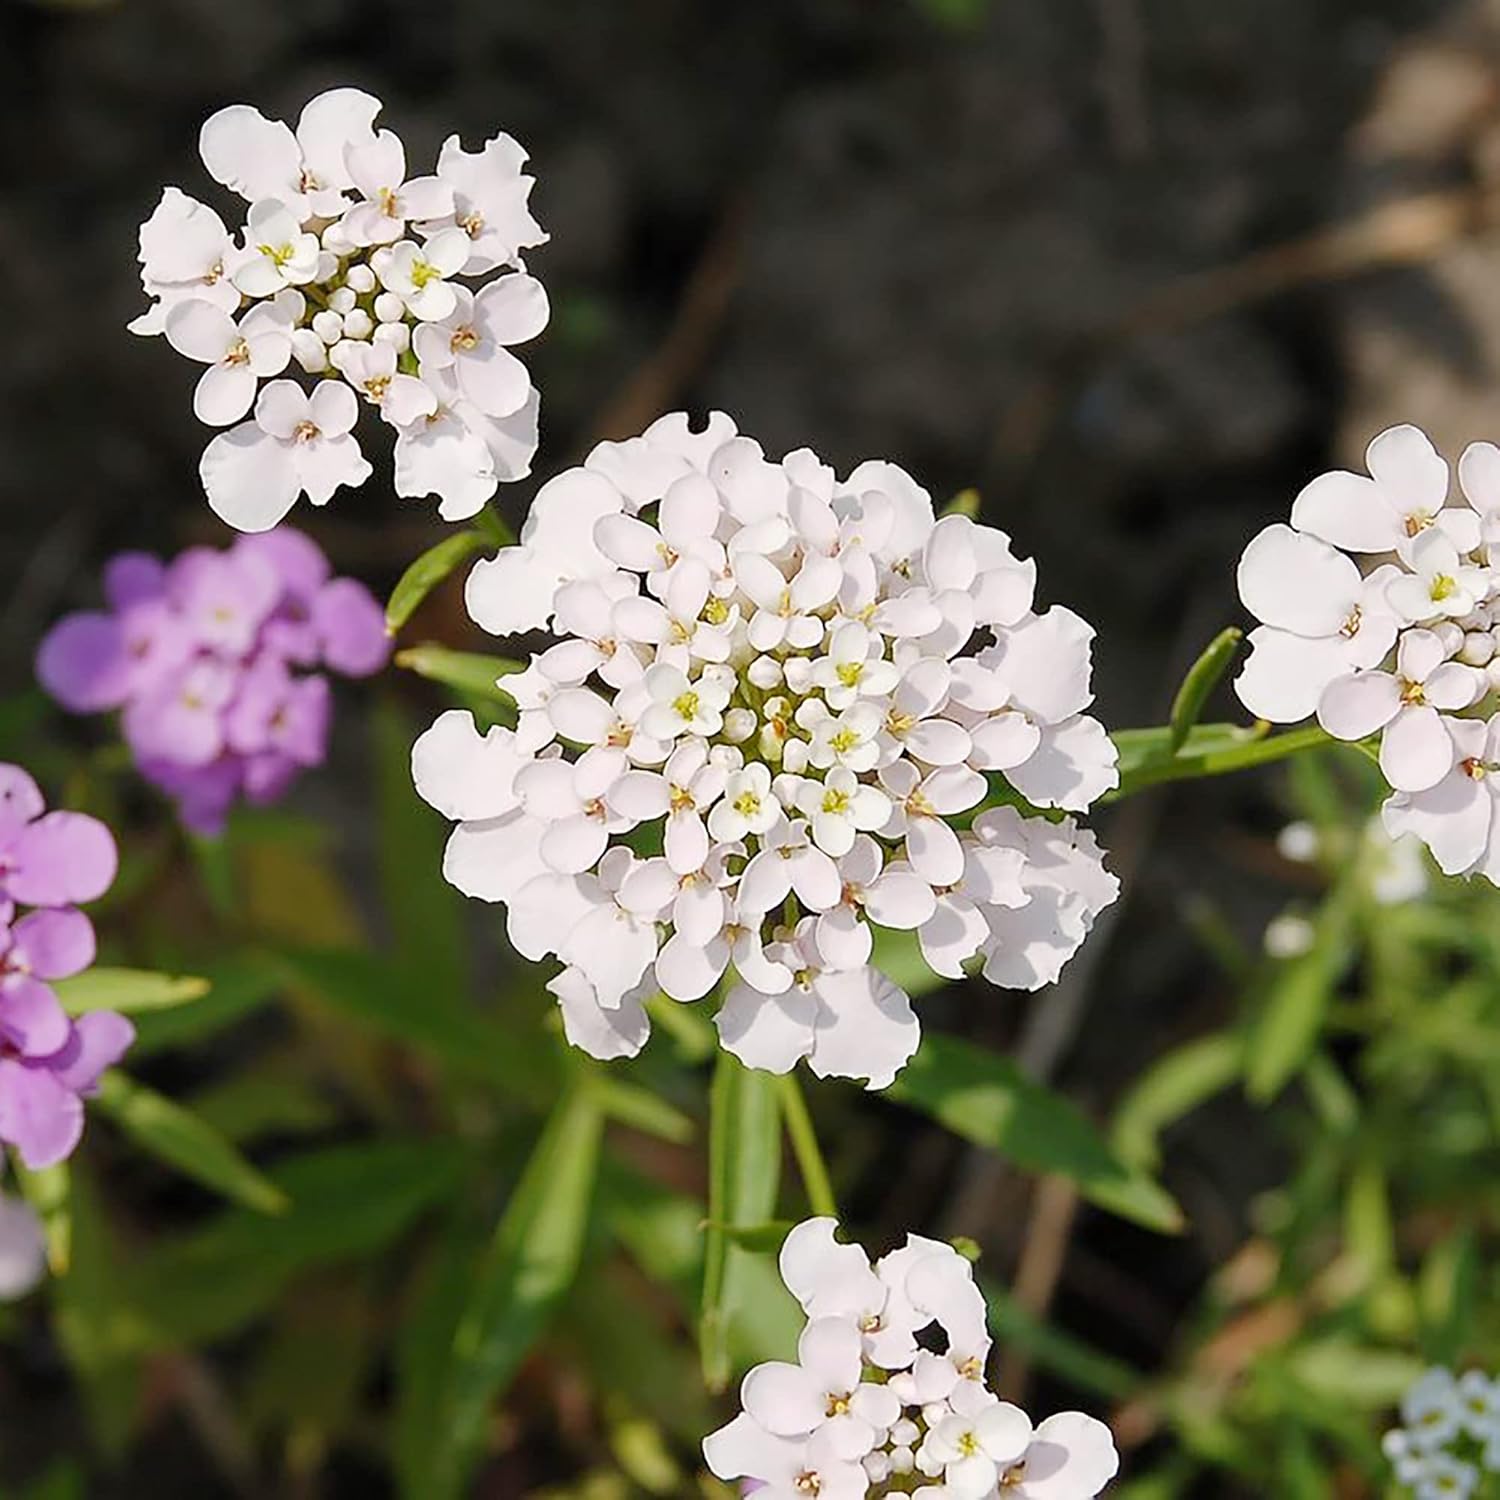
0;765;130;1169
38;530;390;834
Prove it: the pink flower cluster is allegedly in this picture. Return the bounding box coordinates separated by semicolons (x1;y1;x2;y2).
38;529;390;834
0;766;130;1169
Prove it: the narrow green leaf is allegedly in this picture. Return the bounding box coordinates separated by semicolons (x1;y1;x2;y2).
15;1160;70;1274
129;955;282;1057
1167;629;1243;752
372;696;468;1006
596;1077;696;1144
887;1034;1183;1233
701;1052;783;1390
941;487;982;518
1110;1031;1245;1171
52;967;209;1016
429;1079;604;1497
1111;721;1265;778
267;945;553;1100
707;1219;796;1254
395;644;525;703
1246;888;1355;1103
386;529;489;633
1419;1225;1478;1365
94;1071;288;1215
1108;723;1343;802
471;504;515;548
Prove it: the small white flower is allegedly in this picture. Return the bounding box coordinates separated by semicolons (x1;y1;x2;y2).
330;339;438;428
708;763;782;842
797;767;891;858
343;128;454;245
129;187;244;334
422;130;549;275
233;200;322;297
412;275;548;415
165;297;294;426
199;379;372;533
1387;530;1490;624
371;229;472;321
1318;628;1481;792
639;662;732;742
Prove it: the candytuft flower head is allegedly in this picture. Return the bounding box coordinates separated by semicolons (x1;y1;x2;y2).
702;1218;1120;1499
0;765;131;1170
37;528;390;835
132;88;548;530
1234;423;1500;885
413;413;1118;1085
1384;1366;1500;1497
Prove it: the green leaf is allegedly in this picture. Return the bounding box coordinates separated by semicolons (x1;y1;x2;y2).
595;1077;697;1144
887;1034;1183;1233
120;1141;467;1353
94;1071;288;1215
1107;723;1341;802
372;696;468;1006
267;945;552;1100
1110;1031;1245;1171
426;1078;604;1498
701;1052;783;1391
15;1160;70;1274
1168;628;1243;752
471;504;515;548
52;967;209;1015
1419;1225;1478;1365
129;954;282;1057
1246;888;1354;1103
386;529;489;633
708;1219;797;1254
395;644;525;703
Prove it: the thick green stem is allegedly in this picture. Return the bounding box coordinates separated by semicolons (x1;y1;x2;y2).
1105;724;1358;803
472;504;515;549
776;1073;838;1219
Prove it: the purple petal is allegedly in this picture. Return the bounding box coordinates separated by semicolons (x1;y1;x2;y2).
0;766;45;844
232;527;330;603
118;599;197;698
274;675;331;766
167;547;282;656
3;812;117;907
36;612;133;713
48;1011;134;1094
10;908;96;981
313;578;391;677
0;1059;84;1170
140;756;242;836
104;552;166;610
224;655;292;755
124;659;238;768
0;977;73;1058
242;752;301;806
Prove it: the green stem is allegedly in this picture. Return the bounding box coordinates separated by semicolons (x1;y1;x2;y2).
776;1073;838;1219
473;504;515;549
1105;724;1358;803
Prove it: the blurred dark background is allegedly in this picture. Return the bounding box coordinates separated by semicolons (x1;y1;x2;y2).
6;0;1500;1492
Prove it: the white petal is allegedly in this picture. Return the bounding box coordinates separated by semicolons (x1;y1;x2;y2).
466;547;562;637
1316;671;1400;741
1017;1413;1121;1500
1379;705;1455;793
715;984;817;1074
1366;424;1449;510
440;810;545;902
817;905;874;970
1237;523;1361;632
1289;469;1399;553
165;299;236;363
412;709;524;820
198;105;299;201
919;895;989;979
742;1361;828;1437
193;362;258;427
200;424;299;533
967;712;1042;771
906;817;965;886
656;932;730;1001
807;967;919;1090
549;967;651;1061
540;815;609;874
1234;626;1365;723
865;871;937;929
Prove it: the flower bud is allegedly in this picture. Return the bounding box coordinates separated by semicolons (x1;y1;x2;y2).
748;655;783;690
1276;821;1321;863
1460;631;1496;667
723;707;756;743
1434;622;1466;656
891;1419;919;1447
1264;912;1316;960
321;221;355;256
313;249;340;282
1458;607;1492;631
862;1452;891;1484
342;308;375;341
345;264;376;294
782;740;810;775
312;309;344;345
289;328;328;373
1487;656;1500;695
373;321;411;353
890;1447;915;1476
329;286;357;314
374;292;406;323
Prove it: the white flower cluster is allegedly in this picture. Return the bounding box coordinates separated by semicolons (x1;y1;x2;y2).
411;412;1119;1086
131;88;547;533
1235;424;1500;883
1384;1367;1500;1499
703;1218;1119;1499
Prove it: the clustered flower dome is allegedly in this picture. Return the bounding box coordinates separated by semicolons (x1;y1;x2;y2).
131;88;548;532
0;765;131;1170
37;529;390;835
1235;424;1500;883
1384;1367;1500;1498
704;1218;1119;1499
412;411;1119;1085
